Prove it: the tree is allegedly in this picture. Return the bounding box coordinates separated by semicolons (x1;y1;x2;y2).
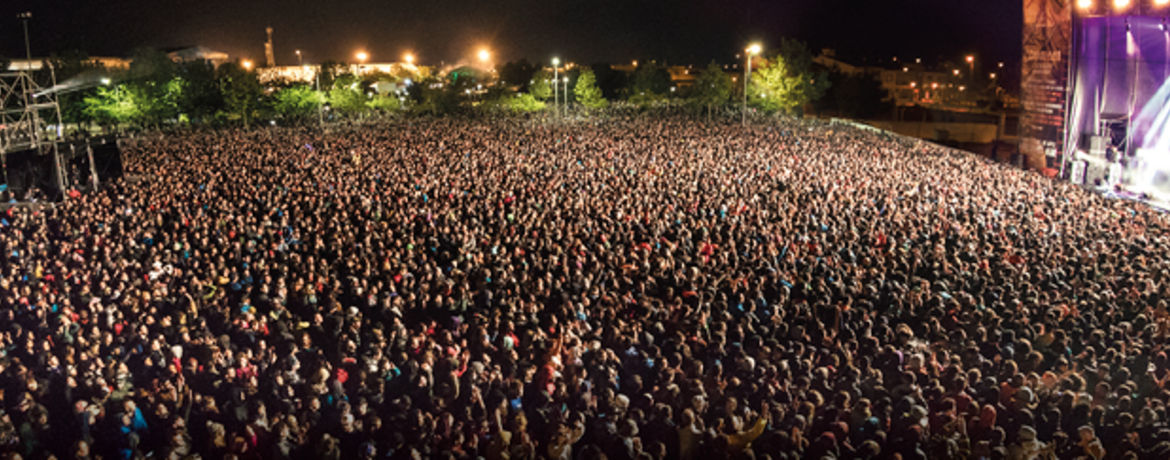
219;63;266;128
591;63;627;100
83;85;141;125
412;84;460;116
815;70;892;119
273;84;324;122
689;62;733;119
366;93;401;114
507;94;545;113
748;39;829;116
318;60;349;89
499;59;538;89
529;70;553;101
627;61;671;100
574;69;608;109
327;75;369;117
43;50;104;126
124;48;183;127
176;60;224;123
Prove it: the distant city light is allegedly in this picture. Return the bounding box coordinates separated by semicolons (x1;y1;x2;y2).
959;86;966;91
910;82;917;88
242;60;253;70
903;67;909;72
953;69;960;75
999;62;1005;68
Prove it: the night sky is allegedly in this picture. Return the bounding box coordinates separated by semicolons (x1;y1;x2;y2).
0;0;1023;68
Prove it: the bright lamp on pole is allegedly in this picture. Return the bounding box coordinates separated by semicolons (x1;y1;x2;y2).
404;53;414;65
478;49;490;63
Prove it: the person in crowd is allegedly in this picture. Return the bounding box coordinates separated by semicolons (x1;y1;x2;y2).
2;114;1170;460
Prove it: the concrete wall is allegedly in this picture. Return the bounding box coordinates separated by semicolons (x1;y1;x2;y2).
863;121;1000;144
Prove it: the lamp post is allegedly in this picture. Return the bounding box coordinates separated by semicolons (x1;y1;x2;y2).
743;44;761;127
966;55;974;102
552;58;560;118
296;50;302;66
563;76;569;116
19;12;33;63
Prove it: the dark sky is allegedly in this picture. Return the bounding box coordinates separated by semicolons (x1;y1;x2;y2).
0;0;1023;68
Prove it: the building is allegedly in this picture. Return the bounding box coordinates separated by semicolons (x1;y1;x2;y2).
256;63;420;86
165;46;231;67
6;57;131;72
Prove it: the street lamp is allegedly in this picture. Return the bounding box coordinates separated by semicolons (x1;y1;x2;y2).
355;51;369;76
479;49;490;63
744;43;761;126
966;55;974;90
563;76;569;112
552;57;560;117
296;50;302;66
404;53;414;65
100;78;111;85
242;60;253;70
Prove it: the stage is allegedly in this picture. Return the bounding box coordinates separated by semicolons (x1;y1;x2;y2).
1062;6;1170;209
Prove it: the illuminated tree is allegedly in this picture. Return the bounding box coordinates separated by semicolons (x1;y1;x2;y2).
273;84;324;121
507;93;545;112
366;93;401;114
83;85;142;125
327;75;369;116
529;70;553;101
573;69;608;109
749;39;829;116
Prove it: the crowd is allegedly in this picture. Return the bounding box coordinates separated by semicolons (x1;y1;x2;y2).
2;115;1170;460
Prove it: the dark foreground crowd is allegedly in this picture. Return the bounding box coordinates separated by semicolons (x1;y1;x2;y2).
2;117;1170;460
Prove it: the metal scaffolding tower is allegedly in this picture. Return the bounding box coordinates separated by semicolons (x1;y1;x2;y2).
1;66;67;198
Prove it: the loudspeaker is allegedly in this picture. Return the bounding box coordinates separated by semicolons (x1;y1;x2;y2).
91;143;124;182
1082;134;1110;155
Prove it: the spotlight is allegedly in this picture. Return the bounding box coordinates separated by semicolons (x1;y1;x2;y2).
1114;0;1129;8
1158;0;1170;5
1077;0;1092;8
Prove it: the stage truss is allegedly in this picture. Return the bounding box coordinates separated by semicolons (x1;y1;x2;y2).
1;67;67;196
